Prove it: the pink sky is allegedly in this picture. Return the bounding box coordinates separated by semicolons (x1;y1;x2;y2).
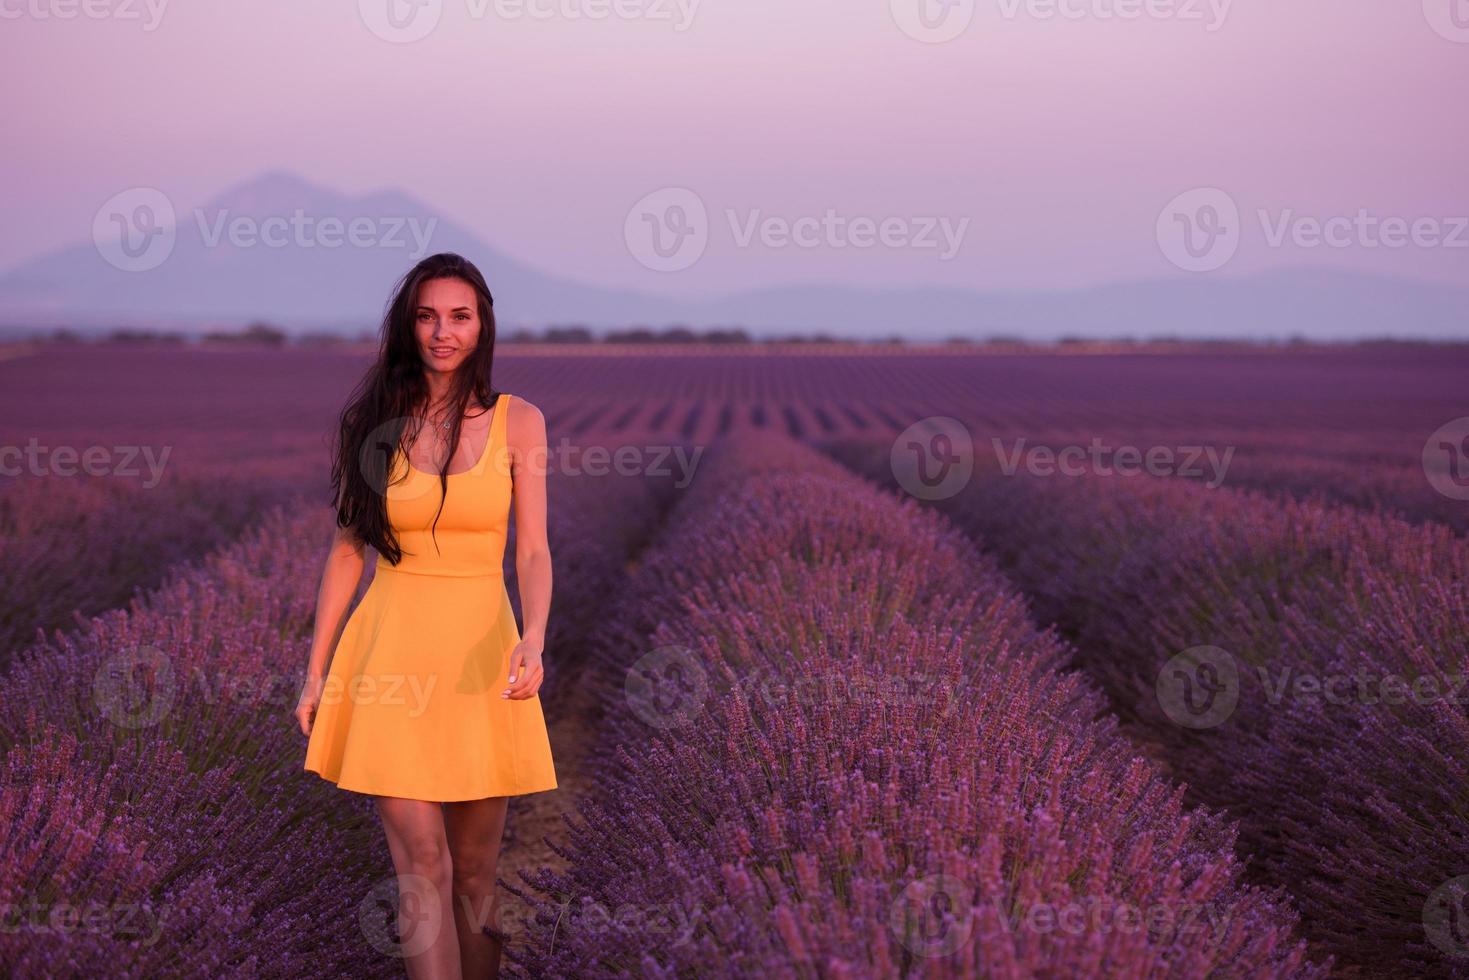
2;0;1466;293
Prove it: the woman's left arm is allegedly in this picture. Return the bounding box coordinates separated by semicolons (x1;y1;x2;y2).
504;397;551;699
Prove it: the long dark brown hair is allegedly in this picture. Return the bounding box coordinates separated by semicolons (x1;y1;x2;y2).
329;252;499;564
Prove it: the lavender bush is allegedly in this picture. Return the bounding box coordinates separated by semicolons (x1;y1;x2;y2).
830;440;1468;976
508;431;1327;977
0;472;309;666
0;460;670;976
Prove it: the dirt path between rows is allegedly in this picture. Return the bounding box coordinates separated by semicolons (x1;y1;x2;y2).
494;646;609;973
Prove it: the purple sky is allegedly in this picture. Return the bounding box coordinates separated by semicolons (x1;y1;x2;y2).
3;0;1466;294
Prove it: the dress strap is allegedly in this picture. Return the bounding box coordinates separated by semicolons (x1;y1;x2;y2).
493;393;511;444
485;392;511;477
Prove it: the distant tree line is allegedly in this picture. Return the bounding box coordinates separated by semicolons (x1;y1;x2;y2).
16;323;1467;349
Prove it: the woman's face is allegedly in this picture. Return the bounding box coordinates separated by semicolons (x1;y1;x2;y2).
414;277;480;373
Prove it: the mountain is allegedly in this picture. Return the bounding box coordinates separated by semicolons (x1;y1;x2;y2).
0;171;1464;340
0;170;679;334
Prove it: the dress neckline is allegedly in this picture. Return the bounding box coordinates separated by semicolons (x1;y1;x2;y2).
401;392;508;479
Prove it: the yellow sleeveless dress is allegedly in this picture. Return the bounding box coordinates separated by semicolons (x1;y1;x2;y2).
304;392;558;801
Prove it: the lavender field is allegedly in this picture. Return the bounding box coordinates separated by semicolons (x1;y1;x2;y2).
2;340;1467;977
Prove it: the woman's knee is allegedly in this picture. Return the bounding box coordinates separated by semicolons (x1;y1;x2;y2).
399;834;453;883
450;852;498;896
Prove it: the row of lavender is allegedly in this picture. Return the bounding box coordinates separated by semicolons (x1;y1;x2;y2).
506;430;1327;977
485;343;1469;534
0;466;316;664
4;409;1452;686
3;340;1458;678
502;457;674;726
0;461;668;976
0;342;368;665
949;424;1469;535
828;440;1469;976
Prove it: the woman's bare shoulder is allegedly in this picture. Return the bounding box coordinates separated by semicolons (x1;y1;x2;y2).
503;393;546;441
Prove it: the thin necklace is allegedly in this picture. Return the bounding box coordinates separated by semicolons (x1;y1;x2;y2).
424;402;455;430
424;396;488;431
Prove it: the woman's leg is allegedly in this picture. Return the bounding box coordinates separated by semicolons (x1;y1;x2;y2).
374;796;462;980
443;795;511;978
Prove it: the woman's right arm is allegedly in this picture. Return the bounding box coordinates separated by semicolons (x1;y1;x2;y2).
296;523;367;735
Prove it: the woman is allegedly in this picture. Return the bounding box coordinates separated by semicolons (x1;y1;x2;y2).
296;252;556;979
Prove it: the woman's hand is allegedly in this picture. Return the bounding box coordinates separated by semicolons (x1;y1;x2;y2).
296;674;326;736
503;639;544;699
